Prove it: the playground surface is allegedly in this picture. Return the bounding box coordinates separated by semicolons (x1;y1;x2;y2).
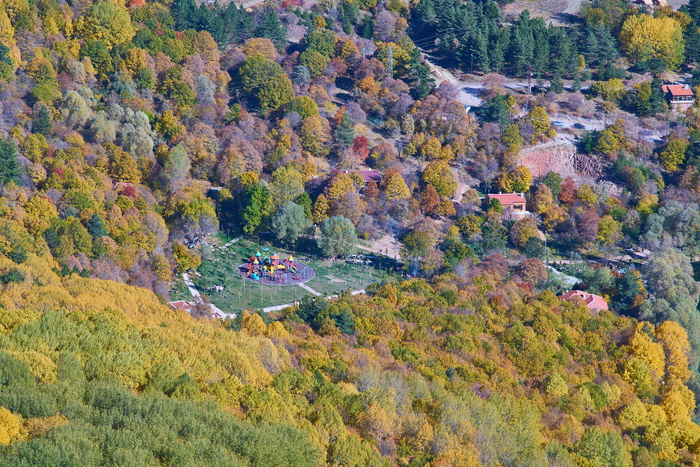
168;235;400;313
239;262;315;285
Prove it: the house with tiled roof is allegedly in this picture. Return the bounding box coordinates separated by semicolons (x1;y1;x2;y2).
560;290;608;312
485;193;527;216
662;84;694;112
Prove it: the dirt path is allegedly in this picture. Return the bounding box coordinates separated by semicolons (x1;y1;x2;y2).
357;235;403;260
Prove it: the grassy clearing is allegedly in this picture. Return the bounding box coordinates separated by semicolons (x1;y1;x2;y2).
173;235;399;313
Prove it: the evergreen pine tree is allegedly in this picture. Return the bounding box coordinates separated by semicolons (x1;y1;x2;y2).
87;214;108;239
572;69;581;92
473;30;490;73
596;24;619;67
172;0;197;30
550;75;564;94
0;138;21;185
32;106;52;135
685;22;700;65
222;3;240;45
333;309;356;334
0;43;11;67
334;113;355;149
255;9;288;51
237;10;254;42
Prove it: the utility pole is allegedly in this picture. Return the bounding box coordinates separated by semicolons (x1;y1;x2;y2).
527;65;532;95
471;51;474;74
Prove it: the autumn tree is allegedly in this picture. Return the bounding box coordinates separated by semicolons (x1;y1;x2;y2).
300;116;332;157
422;161;457;198
518;257;548;285
421;185;440;215
383;169;411;200
106;143;141;184
163;145;191;193
510;217;539;248
75;0;136;48
619;14;685;70
525;106;552;141
660;137;688;172
532;184;553;214
269;166;305;208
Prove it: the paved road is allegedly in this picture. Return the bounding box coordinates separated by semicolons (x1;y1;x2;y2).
239;0;267;8
261;289;367;313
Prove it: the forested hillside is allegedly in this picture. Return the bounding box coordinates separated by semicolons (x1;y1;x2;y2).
1;260;699;466
3;0;700;463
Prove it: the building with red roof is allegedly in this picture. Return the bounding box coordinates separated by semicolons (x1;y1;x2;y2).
485;193;527;214
168;300;193;312
356;170;382;183
662;84;694;112
560;290;609;312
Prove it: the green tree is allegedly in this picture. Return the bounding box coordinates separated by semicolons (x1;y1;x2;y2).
271;202;311;246
243;184;273;234
574;426;631;467
334;112;355;149
239;54;294;111
81;40;114;78
299;50;330;77
542;171;563;198
32;106;52;135
86;214;108;239
318;216;357;257
255;9;288;51
0;138;21;185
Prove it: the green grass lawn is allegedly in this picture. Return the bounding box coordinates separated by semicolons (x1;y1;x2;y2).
183;235;399;313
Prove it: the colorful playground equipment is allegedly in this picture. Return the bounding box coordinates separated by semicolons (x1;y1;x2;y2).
245;251;300;281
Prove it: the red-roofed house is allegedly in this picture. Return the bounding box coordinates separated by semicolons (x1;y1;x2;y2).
485;193;527;214
560;290;609;312
168;300;193;312
356;171;382;183
662;84;694;111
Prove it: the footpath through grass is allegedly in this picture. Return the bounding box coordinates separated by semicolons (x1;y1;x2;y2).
171;235;400;313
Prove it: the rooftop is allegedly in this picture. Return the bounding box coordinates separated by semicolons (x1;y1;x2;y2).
662;84;694;97
168;300;193;312
560;290;609;311
357;170;382;183
486;193;526;205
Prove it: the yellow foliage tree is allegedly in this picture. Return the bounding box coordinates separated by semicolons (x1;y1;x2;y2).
655;320;692;384
628;323;665;379
619;14;685;70
383;171;411;200
0;407;24;444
